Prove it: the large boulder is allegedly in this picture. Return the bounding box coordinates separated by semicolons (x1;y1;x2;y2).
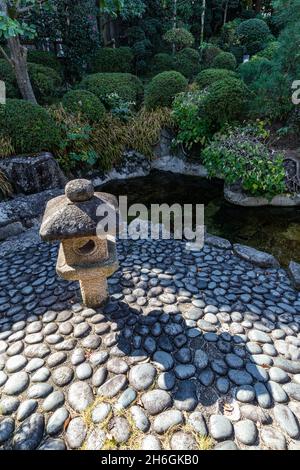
0;152;66;195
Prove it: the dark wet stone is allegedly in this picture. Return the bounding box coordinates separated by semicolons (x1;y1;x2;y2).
13;413;44;450
174;381;197;411
0;417;15;444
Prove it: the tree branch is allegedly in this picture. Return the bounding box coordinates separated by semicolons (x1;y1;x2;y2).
0;44;12;66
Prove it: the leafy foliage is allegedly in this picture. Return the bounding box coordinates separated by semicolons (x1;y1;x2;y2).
91;47;134;73
172;90;211;149
27;50;63;75
202;125;286;197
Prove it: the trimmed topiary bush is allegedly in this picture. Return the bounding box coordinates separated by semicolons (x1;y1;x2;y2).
236;19;271;54
27;50;63;75
174;48;201;79
77;73;144;108
150;53;175;75
145;71;188;110
91;47;134;73
164;28;194;51
28;63;63;104
0;60;62;103
196;68;237;89
204;77;249;126
0;99;61;154
212;52;237;71
0;59;19;98
62;90;106;122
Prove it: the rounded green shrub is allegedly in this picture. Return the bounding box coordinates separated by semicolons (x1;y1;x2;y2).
27;50;63;74
212;52;237;71
196;68;237;89
174;48;201;79
204;77;249;125
151;53;175;75
0;59;20;98
62;90;106;122
236;19;271;53
164;28;194;51
78;73;144;108
28;63;62;104
91;47;134;73
0;60;62;103
145;71;188;110
0;99;61;154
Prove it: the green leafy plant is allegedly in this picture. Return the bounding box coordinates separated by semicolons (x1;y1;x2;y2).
105;93;135;122
144;71;188;110
202;125;286;197
172;90;211;148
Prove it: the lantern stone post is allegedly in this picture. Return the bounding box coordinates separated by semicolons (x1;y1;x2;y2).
40;179;119;308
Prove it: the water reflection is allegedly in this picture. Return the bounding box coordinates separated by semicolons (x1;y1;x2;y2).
99;170;300;266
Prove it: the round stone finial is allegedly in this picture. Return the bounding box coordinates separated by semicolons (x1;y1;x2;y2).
65;179;94;202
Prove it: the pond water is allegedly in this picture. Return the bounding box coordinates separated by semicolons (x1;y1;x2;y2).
99;170;300;267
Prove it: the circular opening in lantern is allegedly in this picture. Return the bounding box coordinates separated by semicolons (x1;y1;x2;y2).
74;239;97;256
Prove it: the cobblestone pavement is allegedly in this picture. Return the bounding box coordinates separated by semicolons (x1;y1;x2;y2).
0;237;300;450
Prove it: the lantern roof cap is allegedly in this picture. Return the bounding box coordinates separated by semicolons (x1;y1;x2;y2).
40;179;118;241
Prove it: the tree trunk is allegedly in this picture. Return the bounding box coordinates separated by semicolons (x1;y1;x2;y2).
223;0;229;26
0;0;37;104
200;0;206;45
7;36;37;104
255;0;262;13
172;0;177;55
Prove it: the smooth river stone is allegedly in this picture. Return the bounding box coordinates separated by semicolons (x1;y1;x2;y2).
68;382;94;412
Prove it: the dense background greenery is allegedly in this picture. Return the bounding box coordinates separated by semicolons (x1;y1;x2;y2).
0;0;298;198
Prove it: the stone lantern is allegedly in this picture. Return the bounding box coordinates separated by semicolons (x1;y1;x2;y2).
40;179;119;308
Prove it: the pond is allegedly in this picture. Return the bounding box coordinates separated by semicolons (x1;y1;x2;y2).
99;170;300;267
